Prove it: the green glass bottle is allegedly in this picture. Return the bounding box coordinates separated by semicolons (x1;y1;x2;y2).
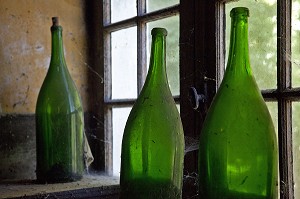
35;17;84;183
198;7;278;199
120;28;184;198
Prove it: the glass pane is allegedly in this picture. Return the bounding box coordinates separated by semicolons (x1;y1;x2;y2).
111;27;137;99
266;101;279;197
292;0;300;87
266;102;278;136
147;16;180;96
293;102;300;198
111;0;136;23
226;0;277;90
112;107;132;176
147;0;179;13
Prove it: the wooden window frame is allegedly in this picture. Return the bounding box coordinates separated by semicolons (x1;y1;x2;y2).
100;0;296;198
179;1;220;197
102;0;180;176
181;0;296;198
276;1;294;198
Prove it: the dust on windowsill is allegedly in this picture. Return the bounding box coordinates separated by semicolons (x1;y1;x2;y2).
0;174;119;198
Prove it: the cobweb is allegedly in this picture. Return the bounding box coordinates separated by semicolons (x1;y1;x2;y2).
184;136;199;155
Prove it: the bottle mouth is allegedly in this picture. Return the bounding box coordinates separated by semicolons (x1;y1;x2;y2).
51;17;63;31
52;17;59;26
151;28;168;36
230;7;249;17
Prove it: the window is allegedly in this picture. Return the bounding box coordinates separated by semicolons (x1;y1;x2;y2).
102;0;180;176
224;0;300;198
101;0;300;198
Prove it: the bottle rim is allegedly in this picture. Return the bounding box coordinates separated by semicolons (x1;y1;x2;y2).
52;17;59;26
51;17;63;31
230;7;249;17
151;28;168;36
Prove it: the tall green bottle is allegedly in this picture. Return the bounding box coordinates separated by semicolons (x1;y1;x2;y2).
35;17;84;183
198;7;278;199
120;28;184;198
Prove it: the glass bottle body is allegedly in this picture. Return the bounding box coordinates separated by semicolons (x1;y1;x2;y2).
198;7;278;199
36;18;84;183
120;28;184;198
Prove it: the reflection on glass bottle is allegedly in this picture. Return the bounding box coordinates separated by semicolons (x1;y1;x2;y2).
120;28;184;198
35;17;84;183
198;7;278;199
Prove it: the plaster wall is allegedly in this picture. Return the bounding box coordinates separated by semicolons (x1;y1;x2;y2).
0;0;89;114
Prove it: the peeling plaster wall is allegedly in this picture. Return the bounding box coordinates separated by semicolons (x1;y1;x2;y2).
0;0;89;114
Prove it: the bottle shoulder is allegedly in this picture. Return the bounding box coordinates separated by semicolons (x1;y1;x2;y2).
204;73;272;122
36;72;82;112
123;89;183;135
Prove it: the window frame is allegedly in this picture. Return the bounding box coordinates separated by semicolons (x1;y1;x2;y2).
101;0;297;198
276;1;294;198
220;0;295;198
220;1;295;198
102;0;180;176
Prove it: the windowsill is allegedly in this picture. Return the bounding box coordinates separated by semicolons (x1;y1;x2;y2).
0;175;120;199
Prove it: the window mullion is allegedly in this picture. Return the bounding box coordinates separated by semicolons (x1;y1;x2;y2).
216;1;225;89
137;24;147;94
277;0;293;198
137;0;147;94
103;0;111;26
103;0;113;175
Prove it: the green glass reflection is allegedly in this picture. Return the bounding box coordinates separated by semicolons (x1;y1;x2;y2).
147;16;179;96
226;0;277;89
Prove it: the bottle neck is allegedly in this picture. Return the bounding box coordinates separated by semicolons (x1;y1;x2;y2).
147;33;167;84
50;26;66;66
226;13;251;75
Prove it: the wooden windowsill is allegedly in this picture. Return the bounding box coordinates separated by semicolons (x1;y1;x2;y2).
0;175;120;199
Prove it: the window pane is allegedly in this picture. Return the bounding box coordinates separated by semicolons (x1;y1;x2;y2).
111;0;136;23
226;0;277;90
266;102;279;197
146;16;180;96
292;0;300;87
112;107;132;176
266;102;278;134
111;27;137;99
147;0;179;13
293;102;300;198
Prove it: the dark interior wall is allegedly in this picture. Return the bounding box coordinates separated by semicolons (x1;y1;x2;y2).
0;115;36;180
0;0;100;181
84;1;105;172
